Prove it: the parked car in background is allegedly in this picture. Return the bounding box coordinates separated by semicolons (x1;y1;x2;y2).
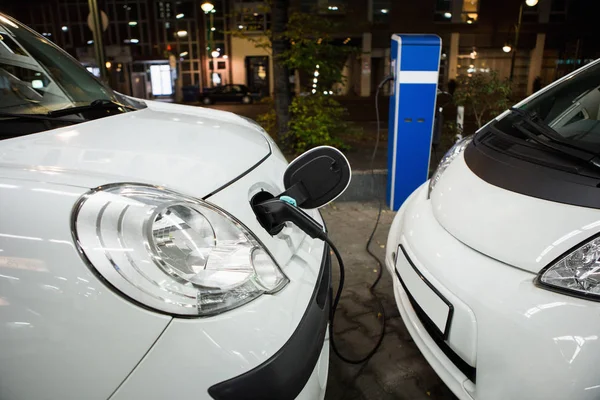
386;59;600;400
0;14;330;400
200;84;260;105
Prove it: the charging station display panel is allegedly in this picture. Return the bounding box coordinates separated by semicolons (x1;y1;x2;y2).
387;34;441;211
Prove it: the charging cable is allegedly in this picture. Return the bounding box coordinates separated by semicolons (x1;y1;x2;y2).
327;74;395;368
252;74;395;372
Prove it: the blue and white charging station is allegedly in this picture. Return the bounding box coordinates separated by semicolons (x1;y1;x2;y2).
387;34;441;210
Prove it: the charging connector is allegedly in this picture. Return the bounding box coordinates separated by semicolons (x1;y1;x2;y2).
251;74;395;382
252;198;327;240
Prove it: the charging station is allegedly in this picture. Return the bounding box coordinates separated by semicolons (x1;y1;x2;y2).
387;34;441;211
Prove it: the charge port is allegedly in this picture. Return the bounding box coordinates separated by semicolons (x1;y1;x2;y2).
250;190;285;235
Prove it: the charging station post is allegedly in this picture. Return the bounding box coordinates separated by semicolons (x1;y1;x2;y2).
387;34;441;211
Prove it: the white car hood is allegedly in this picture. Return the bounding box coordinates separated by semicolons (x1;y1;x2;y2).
0;100;271;197
431;154;600;274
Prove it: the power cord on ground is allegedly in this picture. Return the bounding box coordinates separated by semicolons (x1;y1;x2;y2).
328;74;394;398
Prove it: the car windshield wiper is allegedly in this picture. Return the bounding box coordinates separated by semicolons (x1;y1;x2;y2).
506;108;600;169
48;99;136;118
509;107;597;156
0;112;81;124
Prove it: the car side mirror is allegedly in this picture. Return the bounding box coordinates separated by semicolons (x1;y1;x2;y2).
281;146;351;209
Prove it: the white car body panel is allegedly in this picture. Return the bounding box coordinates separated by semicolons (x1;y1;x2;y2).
0;101;271;198
108;155;325;397
0;100;327;399
430;154;600;273
0;178;171;400
388;183;600;400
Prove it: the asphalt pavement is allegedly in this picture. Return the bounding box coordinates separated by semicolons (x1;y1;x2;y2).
321;202;457;400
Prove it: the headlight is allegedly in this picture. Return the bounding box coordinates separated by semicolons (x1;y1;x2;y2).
428;136;472;197
73;184;288;316
537;236;600;300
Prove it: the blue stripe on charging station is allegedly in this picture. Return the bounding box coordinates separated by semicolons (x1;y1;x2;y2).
387;34;441;211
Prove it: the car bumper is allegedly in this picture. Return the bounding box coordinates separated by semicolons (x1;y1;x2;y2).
386;183;600;400
208;246;331;400
111;240;330;400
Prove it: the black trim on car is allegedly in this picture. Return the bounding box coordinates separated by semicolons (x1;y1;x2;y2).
208;243;331;400
395;245;477;383
397;245;454;340
464;131;600;209
203;151;272;200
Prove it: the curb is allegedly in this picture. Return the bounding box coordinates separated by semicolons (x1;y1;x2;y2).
337;169;388;202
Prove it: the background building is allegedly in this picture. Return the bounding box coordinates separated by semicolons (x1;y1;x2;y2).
227;0;600;97
3;0;597;99
2;0;214;99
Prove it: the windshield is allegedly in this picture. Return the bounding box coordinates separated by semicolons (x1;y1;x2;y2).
495;61;600;152
0;14;145;137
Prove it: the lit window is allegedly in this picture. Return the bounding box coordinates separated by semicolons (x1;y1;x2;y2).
461;0;479;23
150;65;173;96
233;1;269;32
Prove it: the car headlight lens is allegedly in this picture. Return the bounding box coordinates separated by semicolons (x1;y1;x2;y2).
73;184;288;316
428;136;472;198
538;236;600;299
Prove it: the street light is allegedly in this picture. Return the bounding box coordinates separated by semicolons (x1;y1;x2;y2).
503;44;513;53
509;0;539;81
202;2;216;87
201;2;214;13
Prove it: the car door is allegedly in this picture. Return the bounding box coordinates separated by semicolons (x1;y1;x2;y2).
211;86;225;101
217;85;233;102
229;85;244;102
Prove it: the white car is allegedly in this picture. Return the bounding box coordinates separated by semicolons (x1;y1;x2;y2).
0;15;341;400
387;60;600;400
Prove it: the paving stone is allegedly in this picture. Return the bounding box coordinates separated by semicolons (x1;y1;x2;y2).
334;329;381;360
332;310;361;334
322;202;456;400
337;296;372;318
354;312;385;338
354;372;397;400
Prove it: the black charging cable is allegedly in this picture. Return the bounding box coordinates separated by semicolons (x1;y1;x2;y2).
328;74;395;372
252;74;395;373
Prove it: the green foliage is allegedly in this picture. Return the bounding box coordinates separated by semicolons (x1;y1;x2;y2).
229;6;356;91
453;71;512;128
287;95;358;154
279;13;357;91
255;98;276;138
441;121;461;149
255;95;359;154
229;6;360;151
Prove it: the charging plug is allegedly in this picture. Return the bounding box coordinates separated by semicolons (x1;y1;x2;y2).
252;198;327;240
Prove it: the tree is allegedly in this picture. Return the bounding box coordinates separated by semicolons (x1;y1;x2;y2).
229;4;359;152
271;0;291;143
279;13;355;93
453;71;512;128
